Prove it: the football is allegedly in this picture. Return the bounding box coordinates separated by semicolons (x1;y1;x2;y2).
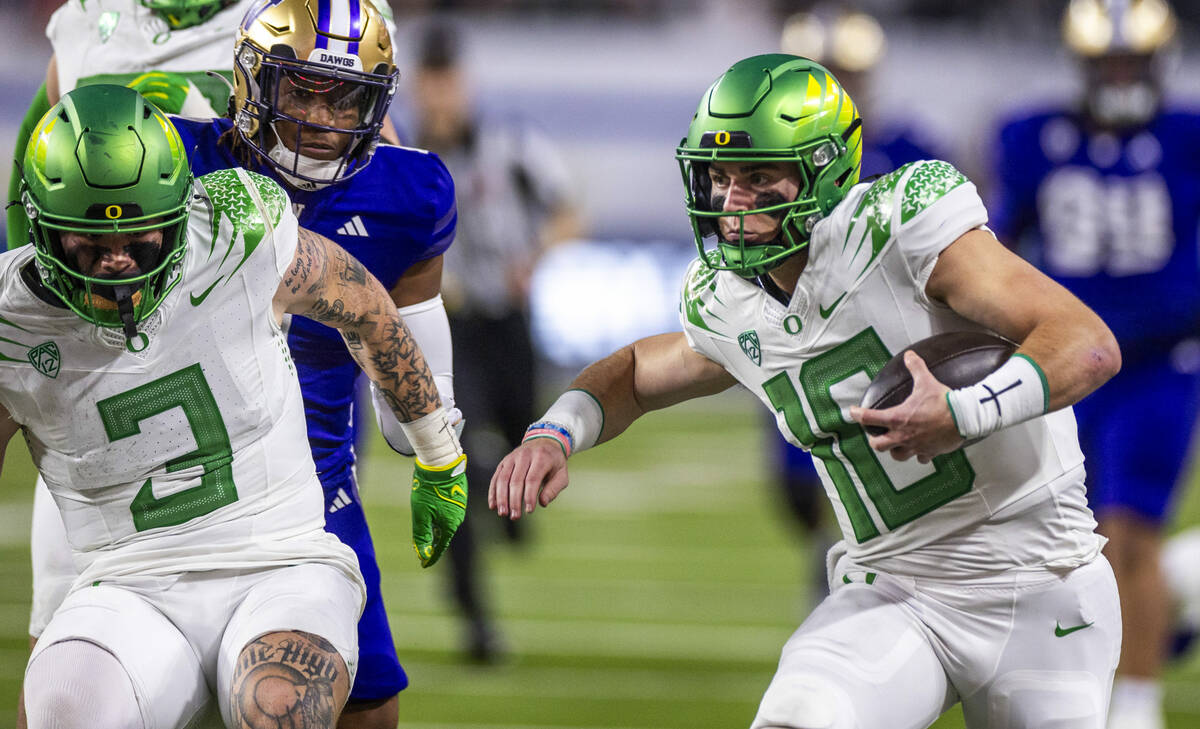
859;330;1018;436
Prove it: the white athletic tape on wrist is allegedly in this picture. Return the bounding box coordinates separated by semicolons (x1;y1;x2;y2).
522;389;604;457
945;354;1049;440
398;406;464;467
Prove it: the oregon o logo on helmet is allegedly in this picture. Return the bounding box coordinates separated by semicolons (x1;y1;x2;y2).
715;131;731;146
105;205;123;219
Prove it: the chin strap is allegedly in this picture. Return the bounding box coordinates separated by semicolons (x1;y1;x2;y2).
112;284;139;341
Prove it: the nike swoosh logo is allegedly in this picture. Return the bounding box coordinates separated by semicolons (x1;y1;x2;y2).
1054;621;1094;637
450;485;466;499
189;276;224;307
818;292;846;319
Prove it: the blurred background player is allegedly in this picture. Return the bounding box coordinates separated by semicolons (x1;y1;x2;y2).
14;1;459;728
988;1;1200;728
407;20;582;663
772;3;944;602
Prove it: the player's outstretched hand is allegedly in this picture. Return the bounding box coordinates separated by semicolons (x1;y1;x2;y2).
126;71;192;114
490;438;569;520
849;350;965;464
411;454;468;568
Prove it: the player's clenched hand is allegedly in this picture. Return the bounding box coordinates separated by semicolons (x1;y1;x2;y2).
490;438;569;520
410;454;468;568
849;351;964;464
126;71;192;114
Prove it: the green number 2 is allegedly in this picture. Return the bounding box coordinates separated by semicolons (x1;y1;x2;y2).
97;363;239;532
763;328;974;543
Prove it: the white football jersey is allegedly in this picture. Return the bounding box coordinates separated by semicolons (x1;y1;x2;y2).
46;0;399;118
0;168;359;589
680;160;1102;577
46;0;258;117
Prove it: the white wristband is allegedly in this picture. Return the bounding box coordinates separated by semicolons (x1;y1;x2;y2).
945;354;1049;440
524;389;604;456
398;406;464;467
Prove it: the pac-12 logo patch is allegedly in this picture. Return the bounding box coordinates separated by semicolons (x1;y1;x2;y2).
738;330;761;366
28;341;61;379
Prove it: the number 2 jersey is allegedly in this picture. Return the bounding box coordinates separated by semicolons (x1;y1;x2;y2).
680;160;1104;577
0;168;360;591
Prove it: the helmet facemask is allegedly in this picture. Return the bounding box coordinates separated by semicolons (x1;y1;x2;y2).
676;55;862;278
21;85;194;341
233;6;399;189
24;195;189;340
1063;0;1178;130
679;133;856;278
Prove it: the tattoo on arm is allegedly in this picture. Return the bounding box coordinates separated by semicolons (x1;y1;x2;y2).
230;630;348;729
279;227;440;421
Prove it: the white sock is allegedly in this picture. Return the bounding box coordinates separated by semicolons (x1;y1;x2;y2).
1108;676;1163;729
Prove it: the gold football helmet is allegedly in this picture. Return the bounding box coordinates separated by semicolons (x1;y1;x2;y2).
232;0;397;187
1062;0;1177;128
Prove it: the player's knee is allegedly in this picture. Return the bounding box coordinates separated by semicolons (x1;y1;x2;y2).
25;639;143;729
750;675;854;729
230;631;350;729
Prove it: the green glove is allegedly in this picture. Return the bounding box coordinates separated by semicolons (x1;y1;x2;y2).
126;71;191;114
411;454;468;568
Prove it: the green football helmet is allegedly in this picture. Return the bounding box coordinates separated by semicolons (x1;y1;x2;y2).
676;54;862;277
22;84;193;337
139;0;237;30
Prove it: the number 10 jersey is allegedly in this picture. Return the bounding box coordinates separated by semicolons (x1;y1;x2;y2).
680;160;1103;578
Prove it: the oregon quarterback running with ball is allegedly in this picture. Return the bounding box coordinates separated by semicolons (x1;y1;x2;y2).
491;54;1123;728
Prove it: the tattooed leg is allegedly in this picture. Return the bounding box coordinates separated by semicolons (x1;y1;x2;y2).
231;631;350;729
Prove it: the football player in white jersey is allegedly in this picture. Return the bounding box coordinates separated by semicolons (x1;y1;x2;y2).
0;84;467;729
490;54;1123;728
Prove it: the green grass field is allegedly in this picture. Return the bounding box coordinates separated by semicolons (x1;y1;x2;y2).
4;390;1200;728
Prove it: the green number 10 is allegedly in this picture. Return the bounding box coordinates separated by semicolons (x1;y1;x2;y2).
97;363;239;532
763;328;974;543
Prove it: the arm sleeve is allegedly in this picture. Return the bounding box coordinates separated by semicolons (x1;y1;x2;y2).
7;83;50;250
370;294;460;455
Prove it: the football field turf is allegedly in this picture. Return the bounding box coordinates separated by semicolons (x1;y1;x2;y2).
4;390;1200;728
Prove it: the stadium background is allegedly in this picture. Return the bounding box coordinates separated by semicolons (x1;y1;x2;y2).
4;1;1200;727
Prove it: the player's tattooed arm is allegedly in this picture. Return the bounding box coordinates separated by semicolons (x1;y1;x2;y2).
274;227;440;422
230;630;349;729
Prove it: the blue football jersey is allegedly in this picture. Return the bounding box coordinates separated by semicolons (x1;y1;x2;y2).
990;108;1200;352
173;117;457;476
